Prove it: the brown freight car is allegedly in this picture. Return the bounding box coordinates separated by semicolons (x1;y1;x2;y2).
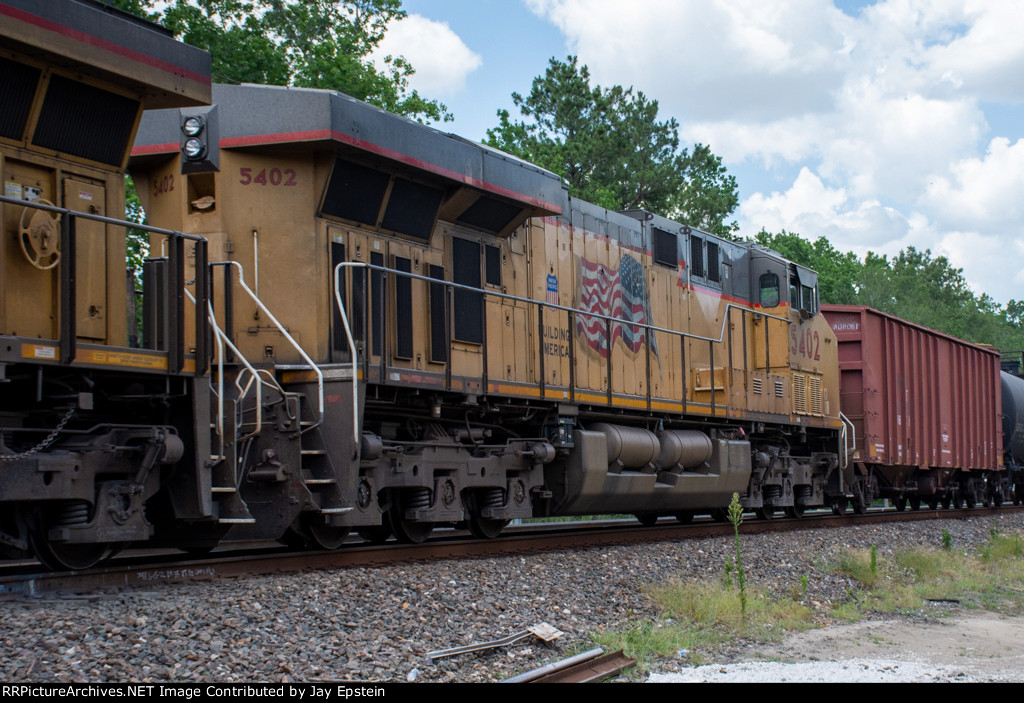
822;305;1006;510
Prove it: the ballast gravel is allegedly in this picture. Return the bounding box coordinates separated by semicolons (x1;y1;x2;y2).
2;512;1023;683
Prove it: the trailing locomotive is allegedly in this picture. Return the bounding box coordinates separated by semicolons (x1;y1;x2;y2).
124;80;847;553
0;1;1015;572
0;0;211;568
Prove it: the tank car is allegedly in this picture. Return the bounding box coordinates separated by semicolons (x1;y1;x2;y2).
0;0;211;568
125;81;849;552
822;305;1006;509
1000;370;1024;504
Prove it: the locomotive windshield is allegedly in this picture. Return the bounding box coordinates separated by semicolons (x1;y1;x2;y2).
790;264;819;317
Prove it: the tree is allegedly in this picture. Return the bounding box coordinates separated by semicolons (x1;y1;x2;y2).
107;0;450;123
670;144;738;238
486;56;738;234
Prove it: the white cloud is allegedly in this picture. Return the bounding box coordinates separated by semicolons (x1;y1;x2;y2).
924;137;1024;229
374;14;482;97
526;0;1024;303
739;167;910;250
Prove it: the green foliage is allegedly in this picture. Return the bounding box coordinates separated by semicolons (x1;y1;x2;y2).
837;548;880;588
754;228;1024;352
107;0;450;123
981;531;1024;562
726;492;747;619
486;56;738;235
832;534;1024;616
941;529;953;551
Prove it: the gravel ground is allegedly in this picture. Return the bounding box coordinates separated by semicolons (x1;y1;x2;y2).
2;512;1023;683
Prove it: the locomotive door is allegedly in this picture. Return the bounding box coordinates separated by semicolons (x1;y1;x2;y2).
2;159;57;340
387;239;425;371
344;230;384;382
447;234;484;394
64;178;107;341
686;233;727;409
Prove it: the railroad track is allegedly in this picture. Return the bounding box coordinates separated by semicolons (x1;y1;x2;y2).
2;506;1018;599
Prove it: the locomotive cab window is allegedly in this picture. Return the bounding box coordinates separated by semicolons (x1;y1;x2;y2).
759;273;780;308
790;266;819;318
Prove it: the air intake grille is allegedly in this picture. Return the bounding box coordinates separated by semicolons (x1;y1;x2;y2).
793;374;806;413
0;57;40;141
33;75;139;165
809;376;823;414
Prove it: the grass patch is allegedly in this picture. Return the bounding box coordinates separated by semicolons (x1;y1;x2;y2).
590;528;1024;677
592;578;816;673
830;529;1024;617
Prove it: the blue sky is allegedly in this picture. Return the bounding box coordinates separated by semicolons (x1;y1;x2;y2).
375;0;1024;305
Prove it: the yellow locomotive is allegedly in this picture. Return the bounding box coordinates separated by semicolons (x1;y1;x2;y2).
127;83;846;548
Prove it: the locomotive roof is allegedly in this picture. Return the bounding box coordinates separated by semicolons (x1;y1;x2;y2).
0;0;211;108
131;83;566;215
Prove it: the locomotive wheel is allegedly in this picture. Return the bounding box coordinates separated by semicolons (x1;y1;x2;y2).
709;508;728;522
926;498;939;510
893;497;907;512
951;491;964;509
784;505;804;519
1014;485;1022;506
468;516;509;539
387;506;433;544
908;496;921;511
29;504;113;571
357;524;392;544
635;513;659;527
830;498;848;516
675;511;694;525
755;507;775;520
941;495;952;509
302;518;350;551
30;533;112;571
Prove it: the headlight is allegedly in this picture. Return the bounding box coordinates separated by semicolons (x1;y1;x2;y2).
183;138;205;159
182;116;204;136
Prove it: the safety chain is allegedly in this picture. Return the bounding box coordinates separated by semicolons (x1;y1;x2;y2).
0;406;76;462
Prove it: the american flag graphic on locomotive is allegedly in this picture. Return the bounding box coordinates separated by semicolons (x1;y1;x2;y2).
576;254;659;360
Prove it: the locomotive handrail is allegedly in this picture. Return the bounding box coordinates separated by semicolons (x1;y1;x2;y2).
333;263;362;447
214;261;324;427
839;411;856;471
184;289;265;453
0;194;209;242
334;261;791;350
333;260;799;427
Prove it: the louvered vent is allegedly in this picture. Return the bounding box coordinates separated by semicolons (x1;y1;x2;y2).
809;376;823;414
32;74;139;165
752;377;763;395
774;380;784;398
792;374;806;413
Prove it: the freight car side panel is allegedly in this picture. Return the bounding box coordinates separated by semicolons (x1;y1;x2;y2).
823;305;1001;472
